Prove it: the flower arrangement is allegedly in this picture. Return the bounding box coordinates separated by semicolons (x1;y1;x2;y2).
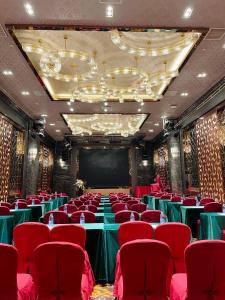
74;179;85;191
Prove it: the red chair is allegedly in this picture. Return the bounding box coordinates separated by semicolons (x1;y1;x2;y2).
34;242;91;300
127;200;139;208
170;240;225;300
115;210;139;223
16;199;28;203
71;211;96;223
58;204;78;213
50;224;95;294
130;203;147;213
141;210;161;223
43;211;69;224
161;194;171;200
0;243;35;300
13;222;50;277
115;239;171;300
155;192;164;198
204;202;222;212
79;204;97;213
11;202;28;209
111;200;121;206
171;195;181;202
0;206;11;216
122;197;132;202
200;197;214;206
183;198;196;206
71;199;83;207
84;200;99;207
112;203;128;213
222;230;225;240
0;202;11;209
27;199;41;205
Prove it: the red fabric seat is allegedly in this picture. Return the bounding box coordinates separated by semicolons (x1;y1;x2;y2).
16;199;27;203
27;199;41;205
71;211;96;223
115;210;139;223
13;222;50;277
183;198;196;206
11;201;28;209
127;200;139;208
200;197;214;206
115;239;171;300
71;199;83;207
170;240;225;300
84;200;99;207
0;202;11;209
204;202;222;212
130;203;147;213
111;200;122;206
50;224;95;294
43;211;69;224
171;195;181;202
141;210;161;222
58;204;78;213
161;194;171;199
0;206;11;215
222;230;225;240
0;243;35;300
79;204;97;213
34;242;91;300
112;203;128;213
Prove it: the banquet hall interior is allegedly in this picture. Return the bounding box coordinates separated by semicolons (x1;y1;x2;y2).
1;1;225;299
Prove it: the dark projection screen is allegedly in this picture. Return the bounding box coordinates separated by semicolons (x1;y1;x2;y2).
79;148;130;188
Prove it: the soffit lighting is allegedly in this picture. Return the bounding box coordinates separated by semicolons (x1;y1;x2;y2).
183;7;193;19
197;73;207;78
24;3;34;16
21;91;30;95
106;5;113;17
181;92;188;96
2;70;13;76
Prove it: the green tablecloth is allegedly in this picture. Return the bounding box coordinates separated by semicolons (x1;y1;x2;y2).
159;199;171;215
10;209;32;226
167;202;183;222
28;205;43;222
104;213;115;224
40;212;105;223
40;201;52;213
48;197;64;210
145;196;161;210
0;215;14;244
200;213;225;240
180;206;204;237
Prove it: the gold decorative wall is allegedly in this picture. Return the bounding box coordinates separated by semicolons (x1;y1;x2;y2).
153;143;170;190
38;144;54;192
195;113;224;202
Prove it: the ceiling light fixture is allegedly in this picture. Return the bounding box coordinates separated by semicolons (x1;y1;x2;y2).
140;102;145;106
24;3;34;16
70;108;74;112
41;114;48;117
2;70;13;76
197;73;207;78
223;43;225;49
154;123;159;126
181;92;188;96
67;102;71;106
148;129;154;132
138;108;142;112
106;5;113;17
49;123;55;126
171;104;177;109
183;7;193;19
21;91;30;95
104;108;108;112
55;129;61;132
104;102;108;106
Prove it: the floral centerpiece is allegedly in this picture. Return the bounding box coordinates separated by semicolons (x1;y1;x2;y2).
74;179;85;195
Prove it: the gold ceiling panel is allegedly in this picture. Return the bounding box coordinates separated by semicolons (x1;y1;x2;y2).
13;29;201;103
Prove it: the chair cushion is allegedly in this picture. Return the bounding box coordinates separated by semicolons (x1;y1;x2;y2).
17;274;35;300
170;273;187;300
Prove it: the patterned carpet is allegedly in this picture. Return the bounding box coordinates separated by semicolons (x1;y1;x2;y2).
91;284;115;299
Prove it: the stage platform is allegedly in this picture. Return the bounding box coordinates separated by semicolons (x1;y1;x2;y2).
86;188;130;196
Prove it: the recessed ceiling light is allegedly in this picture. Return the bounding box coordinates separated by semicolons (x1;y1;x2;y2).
70;108;74;112
104;102;108;106
199;117;204;120
49;123;55;126
180;92;189;97
197;73;207;78
161;115;167;119
140;102;145;106
148;129;154;132
24;3;34;16
55;129;61;132
183;7;193;19
138;108;142;112
171;104;177;109
67;102;71;106
21;91;30;95
154;123;159;126
41;114;48;117
223;43;225;49
104;108;108;112
106;5;113;17
2;70;13;76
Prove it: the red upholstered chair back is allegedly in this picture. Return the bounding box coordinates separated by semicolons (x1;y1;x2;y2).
27;199;41;205
112;203;128;213
84;200;99;207
122;197;132;202
204;202;222;212
14;223;50;276
141;210;161;223
0;202;11;209
71;211;96;223
0;206;11;216
50;224;86;249
183;198;196;206
111;200;122;206
161;194;171;199
79;204;97;213
0;244;18;299
11;201;28;209
130;203;147;213
115;210;139;223
155;223;191;273
200;197;214;206
71;199;83;207
171;195;181;202
43;211;69;224
127;200;139;208
15;198;27;203
155;193;164;197
185;240;225;299
34;242;85;299
149;192;157;196
120;239;170;300
58;204;78;213
118;221;154;247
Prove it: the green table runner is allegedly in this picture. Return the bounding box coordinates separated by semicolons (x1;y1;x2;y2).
10;209;32;226
180;206;204;237
159;199;171;216
0;215;14;244
167;202;183;222
200;213;225;240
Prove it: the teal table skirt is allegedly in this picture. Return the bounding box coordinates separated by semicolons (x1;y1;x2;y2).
159;199;171;216
145;196;161;210
28;205;43;222
180;206;204;237
0;215;14;244
10;209;32;226
167;202;183;222
48;198;64;210
40;201;52;213
104;213;115;224
200;213;225;240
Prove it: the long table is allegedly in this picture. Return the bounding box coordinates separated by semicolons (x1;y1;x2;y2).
200;212;225;240
180;206;204;237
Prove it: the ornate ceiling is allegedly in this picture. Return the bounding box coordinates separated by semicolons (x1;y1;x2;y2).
13;28;201;105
